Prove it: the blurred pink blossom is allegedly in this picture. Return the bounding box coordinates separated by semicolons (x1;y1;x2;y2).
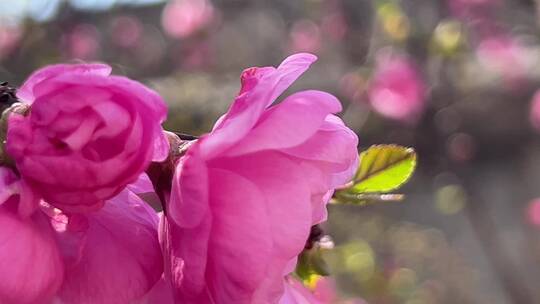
289;20;322;54
476;36;531;84
180;40;215;70
161;0;215;39
368;52;426;122
110;15;143;48
161;53;359;303
339;72;366;103
321;0;348;41
321;12;348;41
448;0;500;20
63;24;100;60
0;24;22;60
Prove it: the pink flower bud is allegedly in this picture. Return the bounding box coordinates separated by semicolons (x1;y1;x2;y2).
6;64;168;212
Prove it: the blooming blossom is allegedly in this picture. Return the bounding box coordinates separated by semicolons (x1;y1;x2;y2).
161;53;359;303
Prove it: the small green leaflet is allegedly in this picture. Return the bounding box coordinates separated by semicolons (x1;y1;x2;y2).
350;144;417;193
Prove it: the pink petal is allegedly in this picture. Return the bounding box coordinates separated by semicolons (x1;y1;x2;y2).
161;210;211;302
56;190;163;304
224;90;341;156
127;173;155;194
279;278;321;304
200;53;317;159
282;115;359;188
17;63;112;103
134;277;174;304
0;208;64;304
168;144;209;228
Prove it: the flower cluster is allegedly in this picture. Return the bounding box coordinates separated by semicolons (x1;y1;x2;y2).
0;53;358;304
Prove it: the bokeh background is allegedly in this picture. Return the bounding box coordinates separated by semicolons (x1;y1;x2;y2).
3;0;540;303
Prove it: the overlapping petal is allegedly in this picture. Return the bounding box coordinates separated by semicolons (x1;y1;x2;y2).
0;168;63;304
55;190;163;304
164;53;359;304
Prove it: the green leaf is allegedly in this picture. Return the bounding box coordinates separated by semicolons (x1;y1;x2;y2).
350;145;416;193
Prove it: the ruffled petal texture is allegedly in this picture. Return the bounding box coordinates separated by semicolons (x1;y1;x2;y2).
6;63;168;212
55;189;163;304
164;53;359;304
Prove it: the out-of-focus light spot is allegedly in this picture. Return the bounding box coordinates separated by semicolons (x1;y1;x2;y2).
70;0;116;11
180;40;214;70
447;132;476;162
0;24;22;60
110;15;142;48
289;19;321;54
435;184;466;215
432;20;463;55
321;12;347;41
64;24;100;60
28;0;61;22
389;268;417;299
449;0;500;20
526;199;540;226
134;25;166;68
434;107;461;134
0;1;26;23
339;72;365;102
368;50;426;123
377;2;410;41
476;35;532;84
341;240;375;281
529;90;540;132
117;0;164;4
161;0;215;39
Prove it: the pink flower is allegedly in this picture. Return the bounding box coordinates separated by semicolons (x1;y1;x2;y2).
368;52;426;122
0;167;164;304
162;53;359;303
6;63;168;212
161;0;215;39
